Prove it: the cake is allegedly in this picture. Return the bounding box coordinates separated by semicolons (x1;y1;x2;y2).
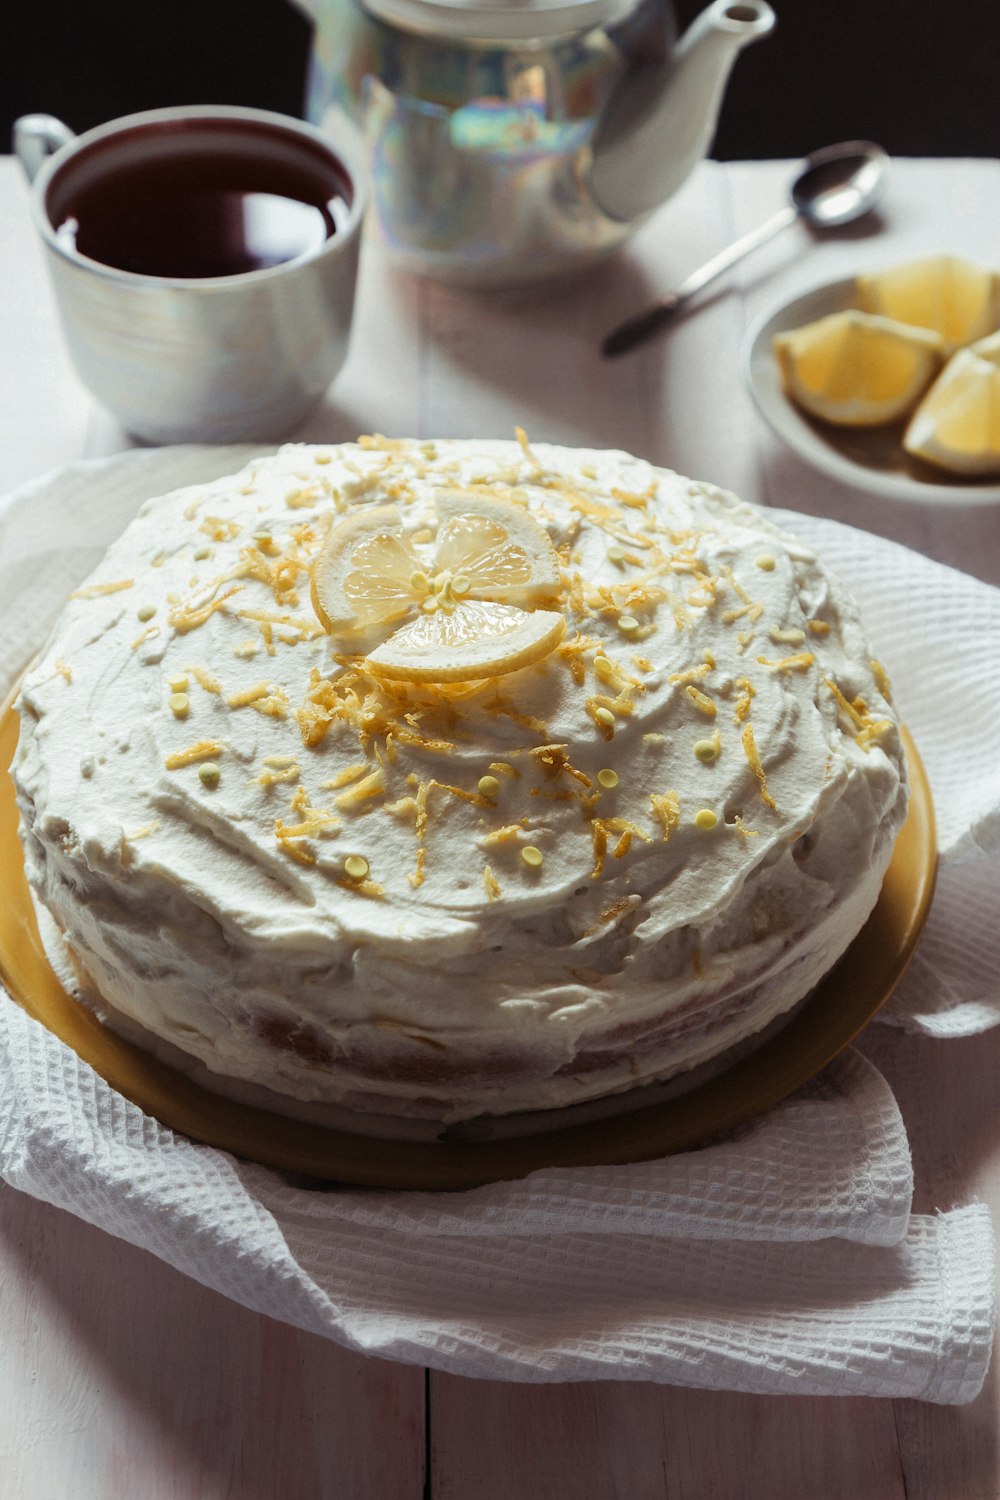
12;437;907;1132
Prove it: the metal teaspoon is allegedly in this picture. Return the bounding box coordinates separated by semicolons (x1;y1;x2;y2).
601;140;890;358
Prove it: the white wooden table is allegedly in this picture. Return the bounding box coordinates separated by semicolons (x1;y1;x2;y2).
1;154;998;1499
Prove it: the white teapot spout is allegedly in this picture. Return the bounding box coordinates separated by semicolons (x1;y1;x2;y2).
589;0;775;225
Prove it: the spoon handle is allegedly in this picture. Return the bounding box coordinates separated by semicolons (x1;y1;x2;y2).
601;203;798;359
601;296;682;358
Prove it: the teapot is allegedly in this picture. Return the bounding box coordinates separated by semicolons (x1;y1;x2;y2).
295;0;775;285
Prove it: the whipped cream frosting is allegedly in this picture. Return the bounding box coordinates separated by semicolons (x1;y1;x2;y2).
14;438;908;1124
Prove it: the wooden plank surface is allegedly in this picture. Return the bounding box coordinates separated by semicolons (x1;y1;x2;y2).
0;1187;426;1500
0;167;93;489
429;1380;908;1500
0;154;998;1499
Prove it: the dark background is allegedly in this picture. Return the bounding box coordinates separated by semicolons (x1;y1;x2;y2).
2;0;997;160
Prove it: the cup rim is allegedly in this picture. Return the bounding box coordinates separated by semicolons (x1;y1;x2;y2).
29;103;369;290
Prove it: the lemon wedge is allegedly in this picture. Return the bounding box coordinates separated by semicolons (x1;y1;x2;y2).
773;310;944;426
856;255;1000;355
366;600;566;682
310;493;566;681
903;332;1000;475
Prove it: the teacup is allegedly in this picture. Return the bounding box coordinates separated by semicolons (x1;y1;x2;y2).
14;105;368;445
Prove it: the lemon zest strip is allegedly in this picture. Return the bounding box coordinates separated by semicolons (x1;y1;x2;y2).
741;724;777;810
164;739;225;770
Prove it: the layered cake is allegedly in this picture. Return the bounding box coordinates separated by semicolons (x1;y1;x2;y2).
13;437;907;1130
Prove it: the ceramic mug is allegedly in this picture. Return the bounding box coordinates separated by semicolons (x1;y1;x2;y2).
14;105;368;444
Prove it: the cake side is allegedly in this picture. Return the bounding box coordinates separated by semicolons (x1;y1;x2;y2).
13;438;908;1122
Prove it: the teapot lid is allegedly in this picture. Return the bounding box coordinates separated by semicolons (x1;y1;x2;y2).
361;0;635;41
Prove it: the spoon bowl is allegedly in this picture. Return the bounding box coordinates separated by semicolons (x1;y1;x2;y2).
791;140;889;228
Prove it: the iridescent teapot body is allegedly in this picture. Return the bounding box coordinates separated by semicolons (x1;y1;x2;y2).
302;0;774;284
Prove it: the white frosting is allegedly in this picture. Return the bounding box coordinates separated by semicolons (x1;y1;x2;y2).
13;439;907;1124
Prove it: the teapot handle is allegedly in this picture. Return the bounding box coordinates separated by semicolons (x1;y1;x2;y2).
13;115;76;184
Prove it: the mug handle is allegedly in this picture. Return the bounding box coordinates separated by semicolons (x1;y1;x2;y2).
13;115;76;183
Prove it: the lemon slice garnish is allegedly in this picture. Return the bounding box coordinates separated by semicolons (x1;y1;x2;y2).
310;505;420;633
367;600;566;682
434;491;560;607
311;493;566;681
773;310;944;427
857;255;1000;355
903;332;1000;475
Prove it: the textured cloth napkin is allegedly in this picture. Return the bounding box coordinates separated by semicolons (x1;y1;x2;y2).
0;448;997;1403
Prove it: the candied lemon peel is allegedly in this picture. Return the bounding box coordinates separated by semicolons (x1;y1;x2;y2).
310;492;566;682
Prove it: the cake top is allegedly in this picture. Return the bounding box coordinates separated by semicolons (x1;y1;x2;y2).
18;435;903;988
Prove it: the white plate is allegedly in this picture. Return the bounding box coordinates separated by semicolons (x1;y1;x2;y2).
743;276;1000;505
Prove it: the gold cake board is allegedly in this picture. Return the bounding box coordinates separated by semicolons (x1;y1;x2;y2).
0;692;936;1190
